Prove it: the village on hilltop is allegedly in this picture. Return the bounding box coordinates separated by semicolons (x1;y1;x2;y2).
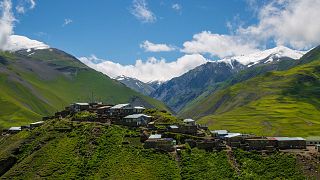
4;102;320;154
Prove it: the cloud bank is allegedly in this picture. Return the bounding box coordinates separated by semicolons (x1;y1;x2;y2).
182;0;320;58
131;0;156;23
182;31;260;58
238;0;320;50
79;54;208;82
140;40;175;52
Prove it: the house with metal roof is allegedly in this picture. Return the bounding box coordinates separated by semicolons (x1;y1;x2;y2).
183;119;196;126
149;134;162;139
70;102;90;112
121;114;152;127
210;130;228;138
305;136;320;145
267;137;306;149
110;104;146;117
110;103;130;109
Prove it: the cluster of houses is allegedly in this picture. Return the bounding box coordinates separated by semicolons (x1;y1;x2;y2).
47;102;151;127
3;102;320;154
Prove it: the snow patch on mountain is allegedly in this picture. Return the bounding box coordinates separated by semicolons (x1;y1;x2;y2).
218;46;307;67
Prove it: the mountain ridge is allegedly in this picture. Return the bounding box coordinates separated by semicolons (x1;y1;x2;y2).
151;46;307;112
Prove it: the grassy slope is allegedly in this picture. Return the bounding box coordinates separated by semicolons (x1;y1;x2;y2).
0;120;180;179
181;48;320;137
0;120;306;179
0;50;168;128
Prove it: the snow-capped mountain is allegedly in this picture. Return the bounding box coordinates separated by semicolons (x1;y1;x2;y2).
151;46;309;112
219;46;306;67
115;75;156;96
2;35;50;52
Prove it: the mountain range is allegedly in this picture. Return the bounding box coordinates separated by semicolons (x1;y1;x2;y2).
116;46;306;112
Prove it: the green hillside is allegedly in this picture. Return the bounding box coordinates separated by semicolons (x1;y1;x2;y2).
180;46;320;137
0;49;168;129
0;119;308;179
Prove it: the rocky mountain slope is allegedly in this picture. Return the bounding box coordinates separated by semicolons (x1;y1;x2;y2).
115;75;156;96
151;46;306;112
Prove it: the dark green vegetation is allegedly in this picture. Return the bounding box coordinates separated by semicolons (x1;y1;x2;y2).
0;49;168;129
0;120;180;179
180;46;320;137
0;120;307;179
180;149;236;179
234;150;305;179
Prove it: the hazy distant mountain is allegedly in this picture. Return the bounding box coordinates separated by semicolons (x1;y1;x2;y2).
151;46;306;112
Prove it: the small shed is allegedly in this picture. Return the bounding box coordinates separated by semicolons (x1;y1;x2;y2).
8;127;21;133
144;138;176;152
122;114;152;127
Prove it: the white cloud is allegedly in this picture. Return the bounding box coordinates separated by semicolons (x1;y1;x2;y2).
140;40;175;52
131;0;156;23
0;0;15;50
238;0;320;50
79;54;208;82
15;5;25;13
29;0;35;9
63;18;73;26
182;31;260;58
172;3;181;11
15;0;36;14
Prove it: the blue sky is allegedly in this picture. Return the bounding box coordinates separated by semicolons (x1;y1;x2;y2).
13;0;259;64
1;0;320;82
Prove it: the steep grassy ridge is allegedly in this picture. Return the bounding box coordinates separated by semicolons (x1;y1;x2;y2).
0;49;168;129
0;120;180;179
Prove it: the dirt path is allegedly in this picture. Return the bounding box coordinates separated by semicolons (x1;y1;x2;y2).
226;147;241;176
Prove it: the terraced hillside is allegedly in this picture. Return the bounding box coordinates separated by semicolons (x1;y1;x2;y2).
180;46;320;137
0;49;168;129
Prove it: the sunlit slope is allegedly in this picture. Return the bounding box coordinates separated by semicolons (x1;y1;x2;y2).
0;49;168;128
